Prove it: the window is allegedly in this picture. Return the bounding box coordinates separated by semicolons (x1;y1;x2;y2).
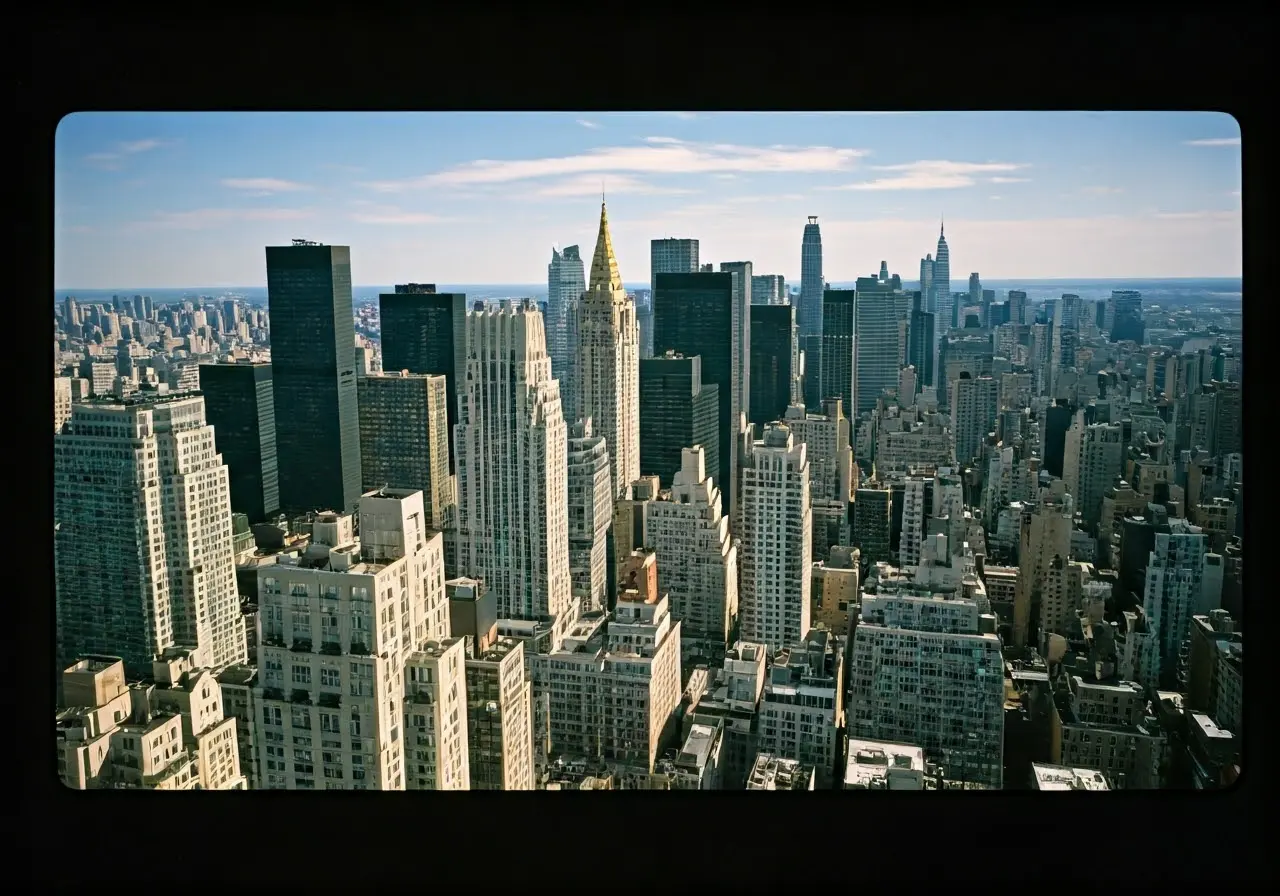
320;667;340;688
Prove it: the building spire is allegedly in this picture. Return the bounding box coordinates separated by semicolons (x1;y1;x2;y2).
588;199;623;293
940;214;945;238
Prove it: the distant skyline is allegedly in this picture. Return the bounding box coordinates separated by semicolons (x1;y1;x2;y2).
55;112;1242;288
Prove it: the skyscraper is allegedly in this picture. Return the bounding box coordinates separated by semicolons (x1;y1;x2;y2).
932;221;952;339
55;393;248;675
1008;290;1027;326
919;254;934;307
266;240;362;514
654;271;737;520
820;289;856;419
950;372;999;466
799;217;824;410
1139;520;1209;690
751;274;787;305
853;276;904;417
639;353;720;488
907;292;936;389
720;261;753;478
567;418;611;613
1109;290;1144;344
749;303;795;428
739;423;812;654
455;300;572;628
574;202;640;501
198;362;279;524
357;372;452;529
650;238;700;359
547;245;586;419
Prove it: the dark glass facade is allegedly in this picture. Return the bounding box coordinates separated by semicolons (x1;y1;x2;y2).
1109;290;1145;344
749;304;794;429
908;291;936;389
265;243;362;514
653;272;734;493
820;289;856;417
198;362;279;523
378;289;468;472
638;354;720;488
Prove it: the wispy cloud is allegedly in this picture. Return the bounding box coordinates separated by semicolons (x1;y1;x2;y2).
576;119;601;130
989;176;1030;184
132;207;313;230
1184;137;1240;147
349;200;448;225
1153;210;1239;221
84;138;171;170
824;160;1028;191
1081;186;1124;195
364;137;868;192
989;195;1002;201
221;177;313;193
525;174;693;199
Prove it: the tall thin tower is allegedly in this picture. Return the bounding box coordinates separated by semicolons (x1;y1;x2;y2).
932;221;951;336
800;216;824;410
548;245;585;421
575;201;640;500
456;301;573;628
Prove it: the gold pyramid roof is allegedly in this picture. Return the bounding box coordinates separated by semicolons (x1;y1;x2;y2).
588;201;624;293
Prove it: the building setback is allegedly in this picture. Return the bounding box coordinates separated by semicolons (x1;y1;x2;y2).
199;362;279;523
266;241;362;513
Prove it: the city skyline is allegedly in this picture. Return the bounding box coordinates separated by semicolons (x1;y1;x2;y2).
55;111;1242;288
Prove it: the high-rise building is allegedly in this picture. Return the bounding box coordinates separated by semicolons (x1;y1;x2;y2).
547;245;586;415
749;303;795;429
642;446;739;666
1049;293;1082;396
54;393;248;675
1015;481;1074;648
54;376;73;433
456;300;573;629
1062;410;1124;526
1008;290;1027;327
739;423;812;653
198;362;279;524
357;372;452;529
950;372;999;466
907;292;936;389
783;400;853;560
1139;520;1210;691
465;637;536;790
567;418;611;613
404;637;471;790
751;274;787;305
968;273;982;319
654;271;738;521
378;286;468;473
266;241;362;513
932;222;952;337
638;353;720;488
1108;290;1144;344
854;276;904;417
574;202;640;501
820;289;856;420
800;217;824;410
650;238;700;359
758;628;844;788
852;486;893;565
919;254;934;309
720;261;753;486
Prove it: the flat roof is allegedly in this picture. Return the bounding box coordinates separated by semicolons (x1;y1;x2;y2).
1032;763;1110;791
845;738;925;786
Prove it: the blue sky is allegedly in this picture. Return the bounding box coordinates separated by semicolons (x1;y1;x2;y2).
54;111;1242;287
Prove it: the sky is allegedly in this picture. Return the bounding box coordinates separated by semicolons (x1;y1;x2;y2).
54;111;1242;288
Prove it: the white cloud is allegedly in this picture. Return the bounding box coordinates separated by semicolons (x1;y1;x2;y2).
989;195;1002;201
222;177;314;193
1081;186;1124;195
824;160;1028;191
989;176;1030;184
525;174;693;199
363;137;867;192
1184;137;1240;147
84;138;170;170
1229;190;1241;197
118;139;164;154
576;119;601;129
1153;210;1239;221
133;207;314;230
349;201;448;225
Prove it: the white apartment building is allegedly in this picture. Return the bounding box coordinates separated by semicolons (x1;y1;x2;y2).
574;202;640;500
848;585;1005;788
933;469;967;555
899;476;930;568
1016;481;1074;648
253;489;447;790
1039;557;1087;637
672;719;724;789
456;300;574;635
466;637;535;790
55;375;73;432
404;637;470;790
1139;519;1209;690
1063;411;1125;525
949;372;998;466
782;401;853;558
54;392;247;675
758;628;843;789
567;418;611;612
57;653;244;790
542;586;682;774
641;446;738;665
844;738;926;790
739;423;812;653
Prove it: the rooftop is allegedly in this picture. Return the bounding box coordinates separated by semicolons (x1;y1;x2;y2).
1032;763;1110;791
746;753;813;791
845;738;926;788
1190;712;1234;741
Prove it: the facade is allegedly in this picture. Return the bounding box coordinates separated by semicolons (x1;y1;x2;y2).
357;372;452;529
466;637;536;790
1062;411;1124;526
950;372;999;466
55;393;247;675
567;418;611;613
547;245;586;417
653;271;737;522
574;203;640;500
455;300;573;629
854;276;905;416
1030;762;1110;791
720;261;753;494
198;362;279;524
55;376;73;432
749;303;796;429
1138;519;1209;690
820;289;856;421
931;223;951;336
852;486;893;565
783;401;853;559
1108;290;1144;344
266;241;362;514
642;446;738;665
378;287;468;472
798;217;824;339
751;273;787;305
638;352;720;488
252;491;447;790
758;628;844;788
908;292;936;389
403;637;471;790
739;423;812;653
